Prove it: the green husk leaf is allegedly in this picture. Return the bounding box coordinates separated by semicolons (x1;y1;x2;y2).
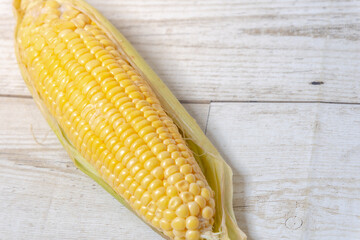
13;0;246;239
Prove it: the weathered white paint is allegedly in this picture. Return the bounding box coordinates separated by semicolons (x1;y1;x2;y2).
206;102;360;240
2;0;360;102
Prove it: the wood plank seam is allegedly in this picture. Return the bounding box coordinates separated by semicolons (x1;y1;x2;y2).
2;95;360;106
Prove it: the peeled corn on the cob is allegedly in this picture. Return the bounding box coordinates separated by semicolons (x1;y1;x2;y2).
13;0;246;240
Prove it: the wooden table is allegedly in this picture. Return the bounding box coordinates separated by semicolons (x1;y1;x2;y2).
1;0;359;239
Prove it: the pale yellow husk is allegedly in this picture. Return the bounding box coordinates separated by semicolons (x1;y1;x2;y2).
13;0;247;239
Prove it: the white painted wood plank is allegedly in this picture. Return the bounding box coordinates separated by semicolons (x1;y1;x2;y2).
2;0;360;102
0;97;209;240
206;102;360;240
182;103;210;131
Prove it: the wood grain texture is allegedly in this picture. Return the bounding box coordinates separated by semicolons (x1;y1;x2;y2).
206;102;360;240
1;0;360;102
1;0;360;239
0;97;209;240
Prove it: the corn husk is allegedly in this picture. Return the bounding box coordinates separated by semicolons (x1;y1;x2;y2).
13;0;247;239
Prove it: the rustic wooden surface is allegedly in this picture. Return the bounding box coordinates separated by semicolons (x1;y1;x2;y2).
1;0;360;239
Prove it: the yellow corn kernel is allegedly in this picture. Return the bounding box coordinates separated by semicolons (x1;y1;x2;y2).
141;175;154;189
166;186;178;197
152;217;160;228
180;192;194;203
159;219;172;231
155;209;162;219
152;187;166;201
171;217;186;231
186;230;200;240
140;192;151;206
147;202;157;213
157;196;170;210
161;158;175;168
171;151;181;160
45;0;60;8
151;166;164;180
168;173;184;185
164;165;179;178
144;157;160;170
188;202;200;216
186;216;199;230
194;196;206;209
173;229;186;238
164;230;175;239
175;157;186;166
176;180;189;192
180;164;192;175
149;179;163;191
175;204;189;218
202;206;214;220
185;174;196;183
196;180;205;188
169;196;182;211
62;9;80;20
163;209;177;221
201;187;211;201
189;183;200;196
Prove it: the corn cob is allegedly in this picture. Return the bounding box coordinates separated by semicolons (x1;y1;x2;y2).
14;0;247;240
